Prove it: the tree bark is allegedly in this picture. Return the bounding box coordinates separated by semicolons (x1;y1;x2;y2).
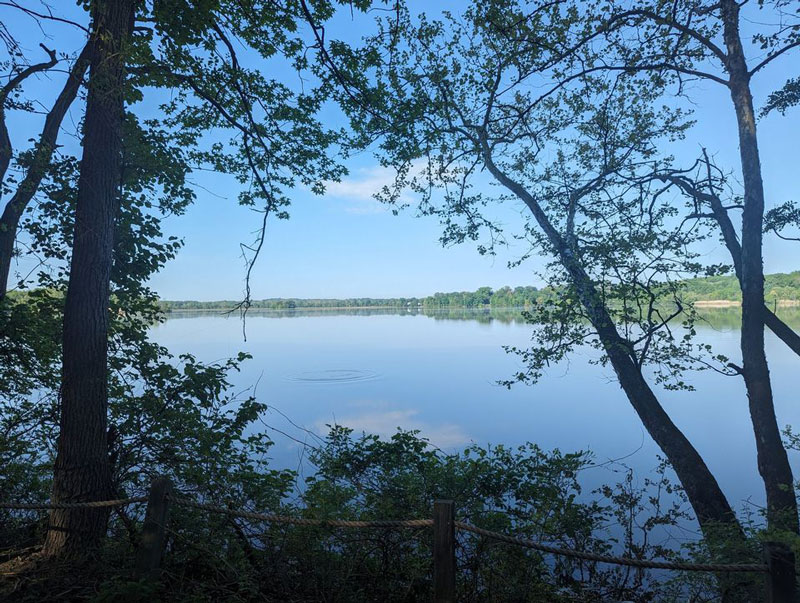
763;310;800;358
720;0;798;534
42;0;136;557
480;142;743;541
703;174;800;360
0;44;91;297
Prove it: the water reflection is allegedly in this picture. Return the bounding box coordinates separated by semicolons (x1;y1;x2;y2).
151;305;800;513
164;305;800;329
314;401;469;448
286;369;381;383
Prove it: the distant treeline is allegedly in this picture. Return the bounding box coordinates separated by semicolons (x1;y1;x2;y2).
161;297;424;311
682;271;800;302
160;285;551;311
421;286;550;308
160;271;800;311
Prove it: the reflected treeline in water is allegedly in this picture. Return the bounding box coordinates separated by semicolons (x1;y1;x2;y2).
163;305;800;329
422;307;526;324
163;306;529;323
696;306;800;330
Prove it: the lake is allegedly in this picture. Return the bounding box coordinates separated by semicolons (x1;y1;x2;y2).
150;307;800;519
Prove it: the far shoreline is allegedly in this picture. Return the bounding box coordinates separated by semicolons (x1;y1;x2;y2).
163;304;421;312
162;300;800;312
694;300;800;307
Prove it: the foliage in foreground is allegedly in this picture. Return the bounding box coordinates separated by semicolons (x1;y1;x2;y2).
2;419;775;602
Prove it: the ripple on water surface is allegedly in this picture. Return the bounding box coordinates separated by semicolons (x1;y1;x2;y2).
285;369;380;384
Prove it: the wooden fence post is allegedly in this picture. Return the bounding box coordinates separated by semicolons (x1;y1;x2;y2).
433;499;456;603
763;541;797;603
136;476;172;580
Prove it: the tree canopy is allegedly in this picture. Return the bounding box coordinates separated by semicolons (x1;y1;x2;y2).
323;0;800;548
0;0;799;599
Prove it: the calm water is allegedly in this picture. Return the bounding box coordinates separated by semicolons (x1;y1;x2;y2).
150;307;800;515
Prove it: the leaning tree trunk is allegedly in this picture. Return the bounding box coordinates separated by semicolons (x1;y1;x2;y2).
698;175;800;359
0;43;91;298
43;0;136;557
720;0;798;535
0;47;57;297
480;145;744;544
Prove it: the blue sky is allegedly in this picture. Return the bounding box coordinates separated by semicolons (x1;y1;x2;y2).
3;1;798;300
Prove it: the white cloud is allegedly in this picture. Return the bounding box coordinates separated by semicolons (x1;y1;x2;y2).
343;199;389;215
324;165;395;214
325;160;429;214
326;165;398;201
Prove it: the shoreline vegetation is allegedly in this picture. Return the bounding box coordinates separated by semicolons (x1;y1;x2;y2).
159;304;800;330
160;271;800;312
694;299;800;307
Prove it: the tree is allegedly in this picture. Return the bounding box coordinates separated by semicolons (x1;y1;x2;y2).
0;39;90;297
43;0;138;557
571;0;800;536
326;0;799;561
0;0;382;556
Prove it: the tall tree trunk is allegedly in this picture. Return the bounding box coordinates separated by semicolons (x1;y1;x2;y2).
699;172;800;359
720;0;798;534
480;143;744;543
662;166;800;359
0;44;91;297
42;0;136;557
708;175;800;356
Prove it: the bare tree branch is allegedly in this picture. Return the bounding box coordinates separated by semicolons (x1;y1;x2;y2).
0;43;58;185
749;39;800;77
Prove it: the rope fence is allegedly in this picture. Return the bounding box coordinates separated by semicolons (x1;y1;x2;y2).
1;478;795;602
0;497;146;511
453;521;767;573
